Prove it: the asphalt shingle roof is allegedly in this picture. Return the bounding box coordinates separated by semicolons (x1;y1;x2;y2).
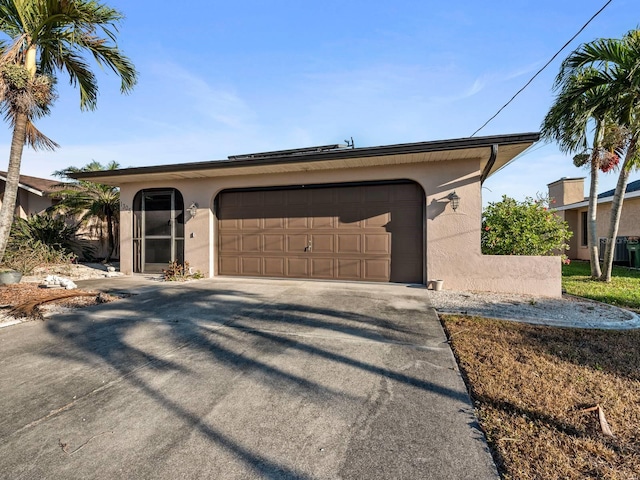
0;171;61;195
598;178;640;199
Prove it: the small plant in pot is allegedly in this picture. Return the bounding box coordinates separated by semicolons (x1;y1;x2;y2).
0;241;64;284
0;267;23;285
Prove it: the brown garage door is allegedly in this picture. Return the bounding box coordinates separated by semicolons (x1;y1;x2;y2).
217;181;423;283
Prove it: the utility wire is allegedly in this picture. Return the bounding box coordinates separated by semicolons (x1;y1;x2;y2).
470;0;614;137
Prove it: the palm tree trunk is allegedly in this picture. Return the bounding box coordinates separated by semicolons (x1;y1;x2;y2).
0;112;28;262
588;158;602;278
599;138;637;282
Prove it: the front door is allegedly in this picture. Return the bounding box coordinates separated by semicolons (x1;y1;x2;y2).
133;189;184;273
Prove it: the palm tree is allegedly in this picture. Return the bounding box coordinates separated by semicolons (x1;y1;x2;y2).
51;160;120;261
0;0;136;262
541;67;613;279
557;30;640;282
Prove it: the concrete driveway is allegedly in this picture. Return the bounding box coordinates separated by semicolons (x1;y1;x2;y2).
0;277;498;479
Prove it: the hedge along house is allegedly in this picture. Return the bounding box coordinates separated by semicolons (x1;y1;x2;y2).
72;133;560;296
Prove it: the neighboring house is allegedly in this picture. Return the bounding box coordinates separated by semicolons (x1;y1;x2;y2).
548;177;640;262
0;172;115;261
72;133;560;296
0;171;61;217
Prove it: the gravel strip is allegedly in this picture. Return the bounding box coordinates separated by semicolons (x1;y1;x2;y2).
429;290;640;330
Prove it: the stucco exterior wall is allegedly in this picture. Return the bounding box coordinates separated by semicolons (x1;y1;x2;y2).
595;197;640;237
5;189;53;218
548;177;585;207
565;198;640;261
119;158;561;297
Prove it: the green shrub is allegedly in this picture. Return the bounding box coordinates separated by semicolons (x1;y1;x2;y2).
482;195;572;258
2;240;75;274
8;214;94;259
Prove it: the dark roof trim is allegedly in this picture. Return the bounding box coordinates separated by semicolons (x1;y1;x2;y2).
71;132;540;181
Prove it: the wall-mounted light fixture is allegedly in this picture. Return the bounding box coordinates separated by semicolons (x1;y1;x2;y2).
188;202;198;218
448;191;460;212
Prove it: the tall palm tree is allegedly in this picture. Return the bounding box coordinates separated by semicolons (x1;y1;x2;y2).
51;160;120;261
0;0;136;262
557;29;640;282
541;67;613;279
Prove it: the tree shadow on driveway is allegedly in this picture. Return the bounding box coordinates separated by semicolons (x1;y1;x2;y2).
24;281;474;478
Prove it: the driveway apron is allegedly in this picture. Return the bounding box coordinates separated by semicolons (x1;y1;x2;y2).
0;278;498;479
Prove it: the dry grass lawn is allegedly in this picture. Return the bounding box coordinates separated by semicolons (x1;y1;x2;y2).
441;315;640;480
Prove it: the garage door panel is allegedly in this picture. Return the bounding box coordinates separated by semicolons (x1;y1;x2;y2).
364;259;390;280
286;190;309;205
311;188;334;204
393;206;422;227
218;183;423;283
241;234;261;252
393;232;423;254
241;218;261;229
395;183;424;202
310;215;334;229
391;260;422;283
219;192;241;208
310;234;333;253
241;257;261;275
219;257;240;275
219;234;240;252
337;234;361;253
337;259;361;279
364;234;390;254
241;191;263;206
286;234;308;253
287;258;308;276
338;187;362;205
264;257;285;276
264;234;285;252
363;211;391;228
311;258;334;278
264;217;285;229
337;210;362;228
264;190;284;206
218;217;240;229
365;185;391;203
287;216;309;229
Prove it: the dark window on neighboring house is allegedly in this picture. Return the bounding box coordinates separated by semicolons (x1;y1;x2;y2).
581;211;588;246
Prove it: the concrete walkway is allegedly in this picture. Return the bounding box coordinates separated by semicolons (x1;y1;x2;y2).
0;277;498;479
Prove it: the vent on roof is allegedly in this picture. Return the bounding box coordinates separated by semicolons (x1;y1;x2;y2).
228;143;352;160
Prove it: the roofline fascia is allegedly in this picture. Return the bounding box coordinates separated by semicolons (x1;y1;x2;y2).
0;175;45;196
70;132;541;181
555;189;640;210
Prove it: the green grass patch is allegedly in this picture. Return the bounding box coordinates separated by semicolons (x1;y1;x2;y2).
562;260;640;311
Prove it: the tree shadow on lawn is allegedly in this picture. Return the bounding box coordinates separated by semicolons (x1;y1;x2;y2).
508;323;640;382
39;282;464;478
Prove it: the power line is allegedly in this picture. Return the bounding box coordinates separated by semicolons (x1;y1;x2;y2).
470;0;614;137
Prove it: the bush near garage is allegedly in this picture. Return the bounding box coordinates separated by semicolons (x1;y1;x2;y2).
482;195;572;259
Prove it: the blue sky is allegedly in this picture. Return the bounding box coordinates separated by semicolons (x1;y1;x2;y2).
1;0;638;204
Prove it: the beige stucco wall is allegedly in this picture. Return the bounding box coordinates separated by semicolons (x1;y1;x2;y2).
4;189;53;218
118;157;561;297
567;197;640;261
548;177;585;207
